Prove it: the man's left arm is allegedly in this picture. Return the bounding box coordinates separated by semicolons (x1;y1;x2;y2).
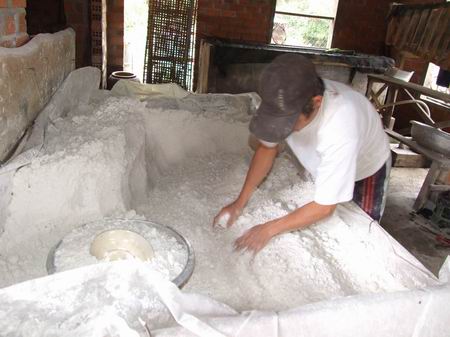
235;138;358;254
235;201;336;253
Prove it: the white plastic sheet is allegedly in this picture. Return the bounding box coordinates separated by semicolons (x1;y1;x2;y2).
0;254;449;337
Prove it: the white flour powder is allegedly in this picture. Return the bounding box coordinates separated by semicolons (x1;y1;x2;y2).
143;151;435;311
0;93;438;318
0;97;149;288
53;219;187;281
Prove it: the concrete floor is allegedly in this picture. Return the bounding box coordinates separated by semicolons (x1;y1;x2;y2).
381;167;450;276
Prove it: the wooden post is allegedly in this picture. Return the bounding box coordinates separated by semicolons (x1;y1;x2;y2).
101;0;108;89
383;87;398;129
196;40;211;94
413;161;441;211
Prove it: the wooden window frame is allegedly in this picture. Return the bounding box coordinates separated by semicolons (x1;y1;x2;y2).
272;5;337;48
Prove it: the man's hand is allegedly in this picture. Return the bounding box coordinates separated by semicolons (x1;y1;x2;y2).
213;201;243;228
234;222;275;254
233;202;337;254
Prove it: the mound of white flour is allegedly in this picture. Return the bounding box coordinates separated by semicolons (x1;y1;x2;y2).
143;151;436;311
0;93;438;317
0;97;150;287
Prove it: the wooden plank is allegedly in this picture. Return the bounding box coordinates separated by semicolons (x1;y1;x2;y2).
383;87;398;129
430;9;449;57
418;8;443;55
393;9;414;46
414;161;442;211
196;40;211;93
436;21;450;55
401;11;421;48
365;78;374;98
386;15;399;45
369;88;383;109
391;144;429;168
411;9;431;52
430;184;450;192
368;74;450;103
389;2;450;11
397;10;415;48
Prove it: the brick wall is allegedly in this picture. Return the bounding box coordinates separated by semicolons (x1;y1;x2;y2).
64;0;90;68
332;0;392;55
63;0;123;73
196;0;444;55
0;0;28;47
196;0;275;44
194;0;275;90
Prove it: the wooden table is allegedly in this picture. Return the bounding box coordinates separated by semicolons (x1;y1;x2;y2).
385;129;450;211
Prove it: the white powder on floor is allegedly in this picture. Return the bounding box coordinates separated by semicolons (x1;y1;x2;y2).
53;219;188;281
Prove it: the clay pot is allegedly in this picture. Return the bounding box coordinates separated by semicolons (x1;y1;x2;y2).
107;71;139;90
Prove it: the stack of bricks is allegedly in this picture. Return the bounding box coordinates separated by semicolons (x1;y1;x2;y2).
196;0;275;44
0;0;28;48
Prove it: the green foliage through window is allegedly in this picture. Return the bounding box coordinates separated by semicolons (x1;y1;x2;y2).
272;0;338;48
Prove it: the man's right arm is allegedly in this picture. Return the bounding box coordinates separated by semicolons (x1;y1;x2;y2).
214;142;278;227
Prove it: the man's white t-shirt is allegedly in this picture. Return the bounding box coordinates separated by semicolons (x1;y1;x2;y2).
260;79;390;205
